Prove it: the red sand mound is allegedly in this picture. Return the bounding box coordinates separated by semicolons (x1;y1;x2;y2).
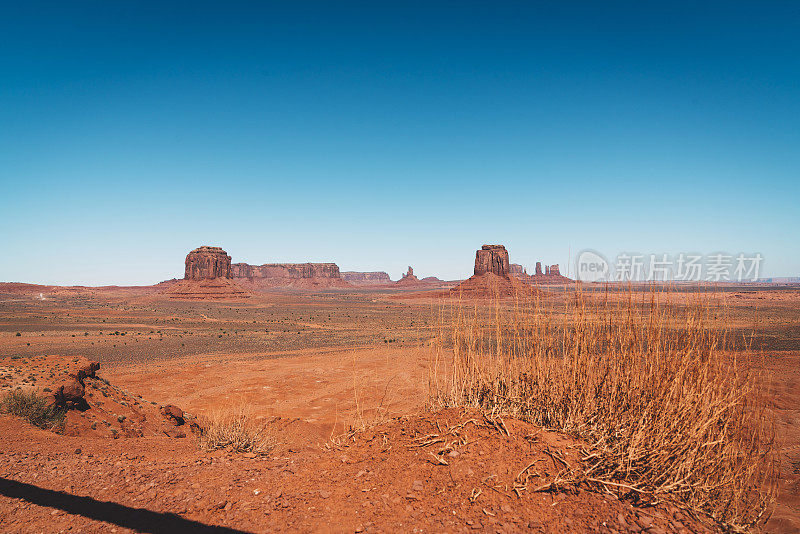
165;278;251;300
0;355;193;439
450;273;541;298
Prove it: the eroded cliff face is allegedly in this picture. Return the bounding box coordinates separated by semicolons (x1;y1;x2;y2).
184;246;232;280
341;272;392;284
231;262;341;280
474;245;510;278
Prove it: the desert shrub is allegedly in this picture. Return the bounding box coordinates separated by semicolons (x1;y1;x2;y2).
430;285;777;530
197;405;274;454
1;390;65;431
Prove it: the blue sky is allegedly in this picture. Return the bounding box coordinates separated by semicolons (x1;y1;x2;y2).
1;2;798;284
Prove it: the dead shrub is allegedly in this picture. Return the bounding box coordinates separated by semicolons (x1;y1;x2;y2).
197;405;274;454
430;284;777;530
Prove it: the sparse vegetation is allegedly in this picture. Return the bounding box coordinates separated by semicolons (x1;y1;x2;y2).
198;405;274;454
431;285;777;530
1;390;65;431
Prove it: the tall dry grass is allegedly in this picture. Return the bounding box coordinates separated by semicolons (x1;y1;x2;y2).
197;405;275;455
429;283;777;530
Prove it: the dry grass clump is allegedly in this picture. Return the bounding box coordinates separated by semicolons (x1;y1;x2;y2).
197;405;274;455
430;284;777;530
1;390;65;431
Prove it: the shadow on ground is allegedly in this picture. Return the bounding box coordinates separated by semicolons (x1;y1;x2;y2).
0;478;253;533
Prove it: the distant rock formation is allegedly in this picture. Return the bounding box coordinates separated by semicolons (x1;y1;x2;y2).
510;263;527;276
231;262;341;280
401;266;418;281
524;262;571;285
341;271;392;285
168;246;249;300
474;245;510;277
546;264;561;276
451;245;538;298
230;261;348;289
395;266;422;286
184;246;232;280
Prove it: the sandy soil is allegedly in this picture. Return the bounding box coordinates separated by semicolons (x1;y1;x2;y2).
0;283;798;532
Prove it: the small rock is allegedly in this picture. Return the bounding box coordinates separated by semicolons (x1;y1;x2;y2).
162;404;185;426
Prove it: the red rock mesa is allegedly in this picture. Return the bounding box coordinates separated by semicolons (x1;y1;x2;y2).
184;246;232;280
341;271;392;285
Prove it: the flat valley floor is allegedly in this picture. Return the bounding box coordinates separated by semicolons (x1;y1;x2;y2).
0;284;798;533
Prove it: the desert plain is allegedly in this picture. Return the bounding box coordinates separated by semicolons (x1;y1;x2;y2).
0;280;798;533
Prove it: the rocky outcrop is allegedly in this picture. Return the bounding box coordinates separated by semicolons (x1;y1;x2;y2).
474;245;510;278
510;263;526;276
184;246;232;280
395;266;422;286
446;245;537;298
401;266;418;281
51;358;100;409
527;262;571;285
54;378;86;408
231;262;341;280
341;271;392;285
162;405;185;426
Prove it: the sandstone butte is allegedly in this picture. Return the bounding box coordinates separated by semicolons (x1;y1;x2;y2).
512;261;572;285
184;246;232;280
394;266;420;286
450;244;539;298
168;246;249;300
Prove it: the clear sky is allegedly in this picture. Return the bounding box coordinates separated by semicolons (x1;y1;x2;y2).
1;2;798;285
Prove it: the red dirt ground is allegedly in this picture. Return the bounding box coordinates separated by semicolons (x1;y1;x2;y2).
1;284;798;532
0;406;720;533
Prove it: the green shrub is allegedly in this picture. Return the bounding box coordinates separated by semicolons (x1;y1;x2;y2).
1;390;66;431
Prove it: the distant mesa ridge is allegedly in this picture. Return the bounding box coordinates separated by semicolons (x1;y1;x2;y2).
175;243;570;300
231;262;340;280
341;271;392;285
